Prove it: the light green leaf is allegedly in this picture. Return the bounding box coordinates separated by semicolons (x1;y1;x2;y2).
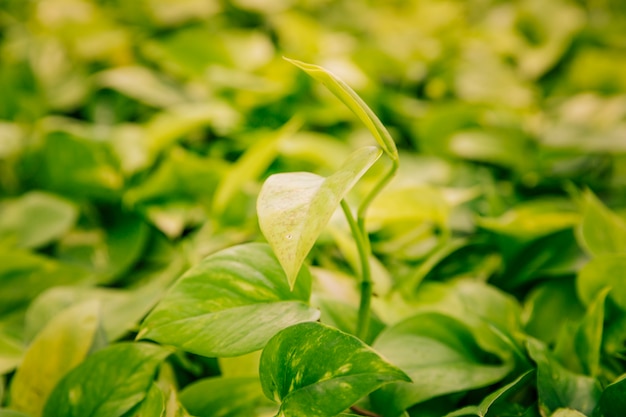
286;58;398;160
24;262;179;344
138;243;319;357
9;300;101;416
123;383;165;417
551;409;588;417
42;342;170;417
527;338;601;416
180;376;276;417
577;254;626;310
592;374;626;417
218;351;262;378
478;198;579;242
213;116;302;217
257;146;382;288
260;322;409;417
577;190;626;257
371;312;513;416
0;191;78;249
0;411;31;417
97;66;188;108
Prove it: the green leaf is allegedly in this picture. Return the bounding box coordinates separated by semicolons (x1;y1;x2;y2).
0;411;31;417
123;383;192;417
0;250;92;316
523;280;586;346
123;383;165;417
180;376;276;417
577;190;626;257
42;342;170;417
444;370;534;417
138;243;319;357
478;198;579;242
55;210;149;285
0;324;23;374
371;312;513;416
527;338;601;416
26;132;123;201
0;191;78;249
592;374;626;417
259;322;409;417
257;146;382;288
24;264;178;344
552;286;608;376
9;300;102;416
316;296;385;345
577;254;626;310
286;58;397;160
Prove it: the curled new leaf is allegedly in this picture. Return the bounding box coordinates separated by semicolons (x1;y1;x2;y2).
257;146;381;288
285;58;398;161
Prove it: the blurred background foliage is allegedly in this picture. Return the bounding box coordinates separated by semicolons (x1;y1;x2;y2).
2;0;626;414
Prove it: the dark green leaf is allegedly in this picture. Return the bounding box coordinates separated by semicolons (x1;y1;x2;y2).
527;338;601;416
260;322;409;417
593;374;626;417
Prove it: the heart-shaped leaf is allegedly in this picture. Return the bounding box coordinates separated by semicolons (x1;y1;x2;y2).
371;312;513;416
138;243;319;357
43;342;170;417
257;146;381;288
260;322;409;417
9;300;102;416
285;58;398;161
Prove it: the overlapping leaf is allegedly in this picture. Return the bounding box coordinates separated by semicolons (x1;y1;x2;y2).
138;243;319;357
260;322;409;417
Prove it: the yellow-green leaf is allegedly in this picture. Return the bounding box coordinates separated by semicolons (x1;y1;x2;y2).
257;146;382;288
9;300;101;416
285;58;398;161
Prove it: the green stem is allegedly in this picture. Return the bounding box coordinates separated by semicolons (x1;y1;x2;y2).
341;158;399;341
340;200;371;341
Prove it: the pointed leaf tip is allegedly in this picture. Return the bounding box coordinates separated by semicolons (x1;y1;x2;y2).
284;57;398;161
257;146;382;289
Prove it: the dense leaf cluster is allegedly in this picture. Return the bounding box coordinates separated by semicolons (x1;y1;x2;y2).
1;0;626;416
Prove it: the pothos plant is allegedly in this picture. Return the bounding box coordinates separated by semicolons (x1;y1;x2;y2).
135;58;410;417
